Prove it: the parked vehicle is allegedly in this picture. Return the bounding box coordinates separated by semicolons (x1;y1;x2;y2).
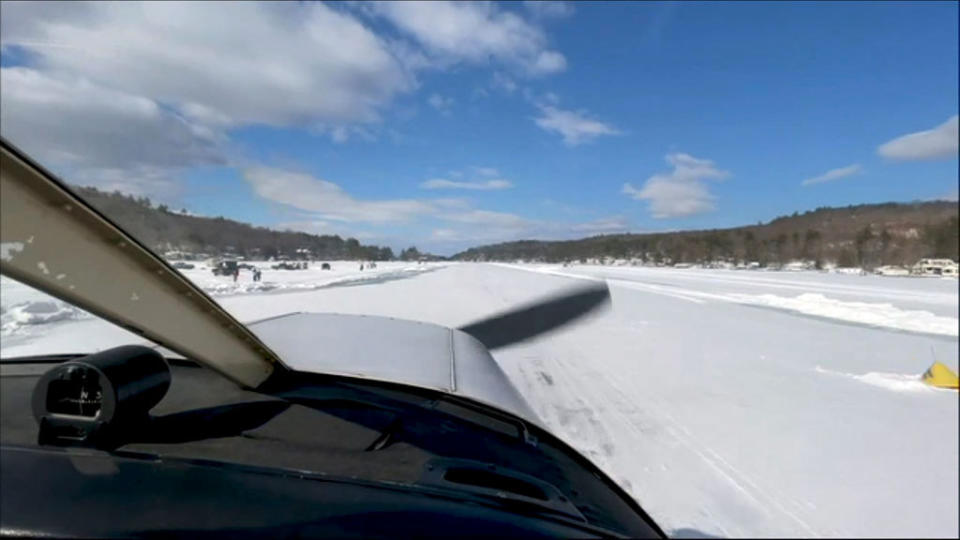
911;258;959;277
321;262;331;270
171;261;195;270
272;261;307;270
211;260;238;276
874;265;910;277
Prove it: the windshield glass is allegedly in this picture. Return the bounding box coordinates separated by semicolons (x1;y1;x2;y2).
1;1;958;537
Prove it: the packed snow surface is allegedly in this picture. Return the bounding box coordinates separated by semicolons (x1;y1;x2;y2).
497;264;958;337
2;262;957;537
173;260;436;297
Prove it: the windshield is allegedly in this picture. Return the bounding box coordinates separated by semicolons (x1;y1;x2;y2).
1;1;958;537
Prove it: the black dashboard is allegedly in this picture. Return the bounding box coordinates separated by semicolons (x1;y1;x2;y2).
0;351;664;538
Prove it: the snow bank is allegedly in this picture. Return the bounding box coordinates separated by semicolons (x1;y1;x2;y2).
204;266;436;296
735;293;958;337
831;267;865;275
1;300;90;334
495;265;957;336
814;366;936;393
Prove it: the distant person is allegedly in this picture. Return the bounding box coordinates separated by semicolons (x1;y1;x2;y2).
233;268;239;282
360;263;364;271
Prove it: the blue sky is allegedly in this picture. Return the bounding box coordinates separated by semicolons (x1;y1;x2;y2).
1;1;957;254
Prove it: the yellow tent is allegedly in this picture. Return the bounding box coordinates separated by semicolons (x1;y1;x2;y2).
921;362;959;390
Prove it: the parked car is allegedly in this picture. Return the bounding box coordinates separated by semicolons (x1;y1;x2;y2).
321;262;331;270
272;262;306;270
211;260;238;276
171;261;195;270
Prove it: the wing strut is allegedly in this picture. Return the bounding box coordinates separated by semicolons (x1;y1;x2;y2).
1;138;281;388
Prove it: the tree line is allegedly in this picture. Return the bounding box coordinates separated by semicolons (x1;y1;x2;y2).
455;201;959;268
75;186;396;260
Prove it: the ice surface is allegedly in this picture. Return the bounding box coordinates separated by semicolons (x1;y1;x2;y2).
1;263;957;537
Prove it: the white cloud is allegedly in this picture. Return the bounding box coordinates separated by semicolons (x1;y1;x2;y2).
244;168;513;229
441;209;533;228
244;167;436;224
532;50;567;74
1;2;414;129
367;1;567;76
623;153;729;218
491;71;519;94
420;166;510;190
877;115;959;161
523;1;575;19
427;93;454;114
431;228;462;240
0;67;222;193
0;0;574;201
420;178;513;190
424;210;540;249
534;105;620;146
0;0;421;192
471;86;491;100
570;216;630;234
541;198;582;215
432;197;472;209
312;124;380;144
801;163;863;186
244;166;634;251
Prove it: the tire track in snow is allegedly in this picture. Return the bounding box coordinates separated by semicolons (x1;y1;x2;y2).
651;404;825;538
473;264;949;536
506;325;830;537
599;370;830;538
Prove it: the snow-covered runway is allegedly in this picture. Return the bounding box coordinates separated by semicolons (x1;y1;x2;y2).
2;262;957;537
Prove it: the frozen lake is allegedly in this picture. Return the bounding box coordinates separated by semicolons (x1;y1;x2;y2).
2;262;957;537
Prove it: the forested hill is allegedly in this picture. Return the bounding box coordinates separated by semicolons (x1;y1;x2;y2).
75;186;396;260
454;201;959;268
